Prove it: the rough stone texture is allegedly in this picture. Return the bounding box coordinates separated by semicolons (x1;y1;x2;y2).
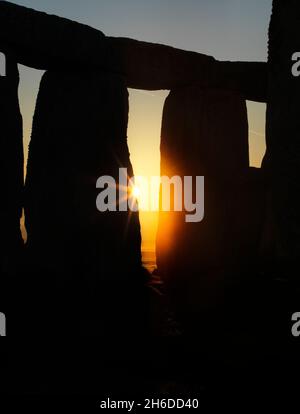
24;70;146;336
0;1;106;70
156;87;266;317
108;37;268;100
265;0;300;267
0;2;267;100
215;61;268;103
106;36;215;91
0;55;23;281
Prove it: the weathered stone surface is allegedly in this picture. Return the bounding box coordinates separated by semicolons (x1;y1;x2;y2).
108;37;268;100
0;55;23;276
24;70;146;336
0;2;267;100
0;1;106;70
0;55;24;334
215;61;268;103
106;37;215;91
156;87;266;316
265;0;300;265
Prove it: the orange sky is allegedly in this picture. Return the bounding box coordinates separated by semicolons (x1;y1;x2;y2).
127;91;266;253
20;87;266;254
16;0;271;256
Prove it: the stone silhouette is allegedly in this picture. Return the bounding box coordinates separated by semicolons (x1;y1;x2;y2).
1;0;299;402
25;70;147;336
0;2;268;99
107;37;268;100
156;87;266;322
264;0;300;270
0;54;23;316
0;0;272;341
0;0;106;70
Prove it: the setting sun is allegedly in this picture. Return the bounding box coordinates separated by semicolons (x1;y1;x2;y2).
131;185;141;200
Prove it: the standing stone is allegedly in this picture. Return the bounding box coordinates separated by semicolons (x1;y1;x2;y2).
156;87;266;317
0;55;23;309
108;37;268;100
25;70;146;336
0;1;106;70
0;2;267;98
265;0;300;268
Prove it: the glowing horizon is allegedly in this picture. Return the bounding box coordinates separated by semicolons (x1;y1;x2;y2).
15;0;271;257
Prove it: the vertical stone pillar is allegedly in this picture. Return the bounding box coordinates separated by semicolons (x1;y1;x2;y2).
0;55;24;311
265;0;300;268
25;71;145;336
156;87;265;316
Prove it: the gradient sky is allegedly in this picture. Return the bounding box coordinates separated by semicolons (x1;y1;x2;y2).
13;0;272;251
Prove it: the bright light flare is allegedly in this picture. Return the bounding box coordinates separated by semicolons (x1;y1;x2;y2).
131;185;141;200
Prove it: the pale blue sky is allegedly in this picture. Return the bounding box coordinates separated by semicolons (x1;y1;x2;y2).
13;0;271;60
